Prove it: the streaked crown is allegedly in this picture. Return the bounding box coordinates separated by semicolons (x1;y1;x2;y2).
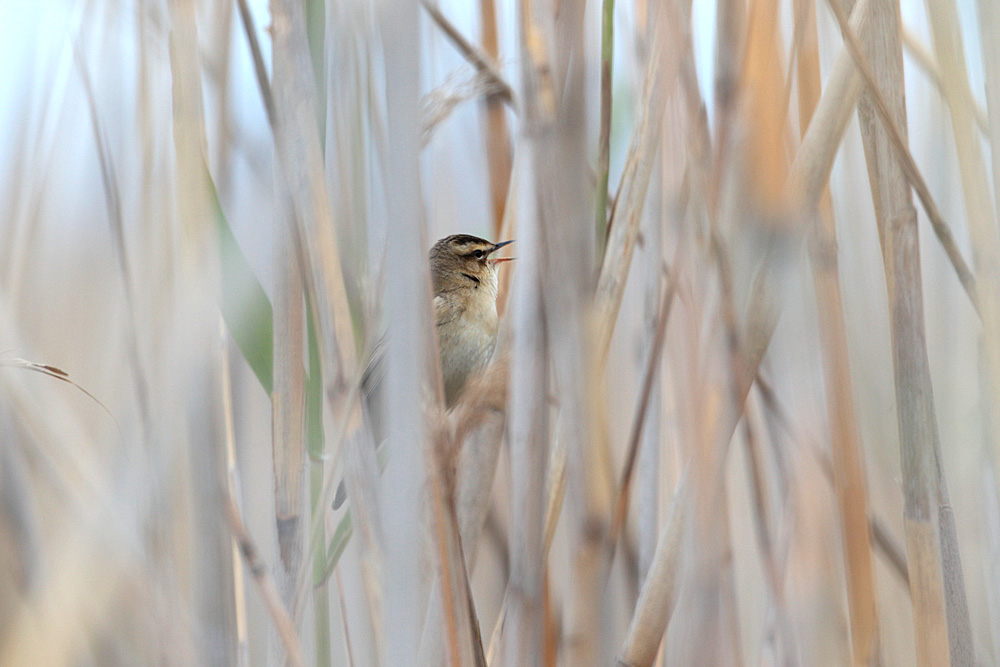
429;235;514;294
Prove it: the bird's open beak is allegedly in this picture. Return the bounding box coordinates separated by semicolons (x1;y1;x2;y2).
489;240;515;265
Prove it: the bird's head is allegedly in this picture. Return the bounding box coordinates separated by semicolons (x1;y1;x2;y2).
429;234;514;296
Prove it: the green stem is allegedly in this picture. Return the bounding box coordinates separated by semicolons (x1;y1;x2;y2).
596;0;615;259
306;0;326;142
307;305;332;667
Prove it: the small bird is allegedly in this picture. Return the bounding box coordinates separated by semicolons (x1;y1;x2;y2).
428;234;514;406
333;234;513;509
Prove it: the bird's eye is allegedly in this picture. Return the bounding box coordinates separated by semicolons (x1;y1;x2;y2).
473;249;484;259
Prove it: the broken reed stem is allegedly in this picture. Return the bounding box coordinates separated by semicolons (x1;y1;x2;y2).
484;409;565;667
595;0;615;258
420;0;515;107
795;0;880;661
832;0;970;662
224;497;305;667
482;422;568;667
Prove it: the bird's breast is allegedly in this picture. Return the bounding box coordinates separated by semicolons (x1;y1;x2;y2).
437;299;498;405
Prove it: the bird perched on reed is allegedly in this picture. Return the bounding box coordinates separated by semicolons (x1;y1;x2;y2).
333;234;513;509
428;234;514;406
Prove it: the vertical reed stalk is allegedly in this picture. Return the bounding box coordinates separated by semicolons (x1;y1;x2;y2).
307;0;326;132
219;323;250;667
922;3;995;663
977;0;1000;247
271;14;383;667
307;313;332;667
788;0;869;212
376;1;429;665
167;0;236;662
503;159;549;665
269;6;310;661
501;2;561;664
618;473;689;667
595;0;615;258
927;4;1000;606
271;0;359;402
976;15;1000;658
596;6;679;362
795;2;880;663
522;0;609;662
835;0;967;662
480;0;512;239
272;197;306;596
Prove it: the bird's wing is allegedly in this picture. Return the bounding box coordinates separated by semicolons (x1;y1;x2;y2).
434;293;461;327
361;294;456;406
361;293;450;405
334;296;454;510
333;338;385;510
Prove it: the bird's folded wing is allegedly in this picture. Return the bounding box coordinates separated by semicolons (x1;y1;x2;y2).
360;296;451;401
332;338;385;510
434;293;461;327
